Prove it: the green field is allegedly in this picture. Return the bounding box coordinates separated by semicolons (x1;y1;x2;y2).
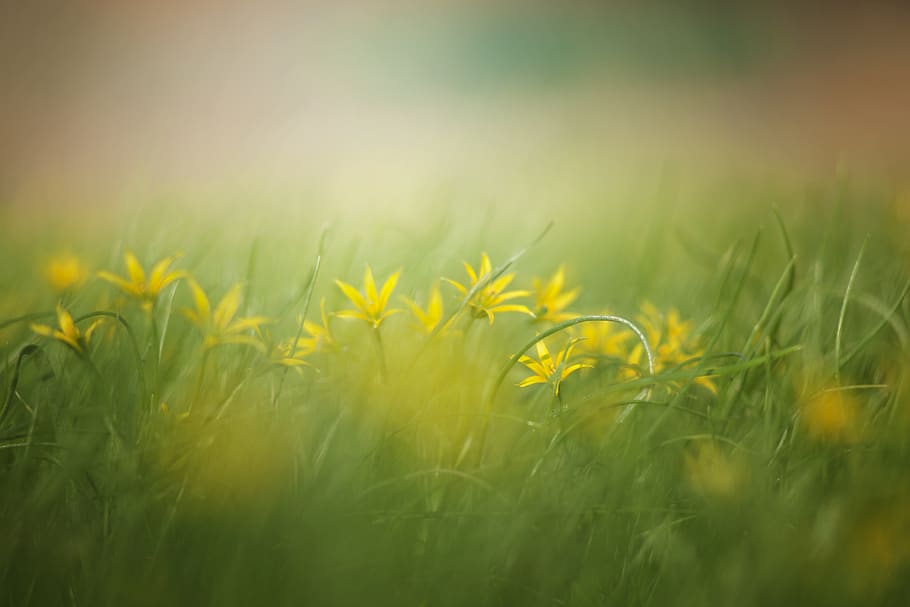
2;184;910;605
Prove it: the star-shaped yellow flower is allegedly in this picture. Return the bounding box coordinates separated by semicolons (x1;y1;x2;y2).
443;252;533;324
98;251;187;311
531;265;580;322
518;337;592;397
335;266;401;329
402;284;445;335
183;280;271;349
628;302;716;392
31;304;103;354
273;299;335;367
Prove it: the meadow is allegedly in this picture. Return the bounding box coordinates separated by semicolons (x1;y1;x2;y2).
2;181;910;606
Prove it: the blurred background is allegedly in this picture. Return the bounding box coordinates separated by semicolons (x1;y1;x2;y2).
2;0;910;211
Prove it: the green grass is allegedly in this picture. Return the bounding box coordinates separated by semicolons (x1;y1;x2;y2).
2;182;910;606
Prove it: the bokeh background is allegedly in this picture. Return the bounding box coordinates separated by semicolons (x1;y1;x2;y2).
3;0;910;213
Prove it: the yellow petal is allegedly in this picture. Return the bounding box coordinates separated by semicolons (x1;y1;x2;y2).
83;319;104;342
335;309;371;323
535;340;552;367
479;253;492;277
148;255;176;292
56;305;76;339
124;251;146;287
442;278;467;295
335;279;368;314
427;287;443;323
225;316;272;333
489;273;515;293
518;375;548;388
378;270;401;312
213;283;243;329
364;266;379;304
463;261;478;285
188;279;211;320
30;323;54;337
560;362;592;381
98;271;142;297
487;304;534;317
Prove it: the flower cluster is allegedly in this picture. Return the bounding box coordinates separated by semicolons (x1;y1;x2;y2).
30;249;715;405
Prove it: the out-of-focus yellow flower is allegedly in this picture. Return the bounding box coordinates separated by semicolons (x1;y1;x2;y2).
577;313;631;358
531;265;579;323
402;284;445;334
183;280;271;349
44;252;89;292
272;299;334;368
518;337;592;397
444;252;533;324
98;251;186;312
800;388;862;444
846;498;910;595
296;297;335;353
335;266;401;329
684;442;744;499
30;304;103;354
628;302;716;392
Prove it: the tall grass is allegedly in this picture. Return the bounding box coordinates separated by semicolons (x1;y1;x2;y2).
2;185;909;606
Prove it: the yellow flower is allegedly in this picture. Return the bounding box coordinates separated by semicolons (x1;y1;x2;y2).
272;299;334;367
628;302;715;392
443;252;533;324
577;312;631;358
30;304;103;354
44;252;89;292
800;388;862;444
531;265;579;322
518;337;592;397
335;266;401;329
183;280;271;349
402;284;445;334
98;251;187;311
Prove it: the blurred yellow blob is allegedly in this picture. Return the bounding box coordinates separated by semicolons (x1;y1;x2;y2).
801;389;862;444
44;252;88;292
164;411;294;510
847;498;910;596
684;442;744;499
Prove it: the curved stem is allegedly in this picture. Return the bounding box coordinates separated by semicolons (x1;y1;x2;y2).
476;314;654;465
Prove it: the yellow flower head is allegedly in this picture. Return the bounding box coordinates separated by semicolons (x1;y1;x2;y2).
44;252;89;292
402;284;445;335
800;388;862;444
628;302;715;392
273;298;335;368
443;252;533;324
183;280;271;349
30;304;103;354
335;266;401;329
531;265;579;323
577;314;631;358
518;337;592;397
98;251;187;311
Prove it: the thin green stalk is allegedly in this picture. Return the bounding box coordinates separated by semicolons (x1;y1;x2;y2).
373;328;388;381
834;235;869;383
272;230;327;407
840;276;910;368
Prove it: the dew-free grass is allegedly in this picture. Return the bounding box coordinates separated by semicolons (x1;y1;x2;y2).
2;185;910;606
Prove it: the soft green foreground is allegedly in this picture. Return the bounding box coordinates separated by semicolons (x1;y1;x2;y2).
2;183;910;606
